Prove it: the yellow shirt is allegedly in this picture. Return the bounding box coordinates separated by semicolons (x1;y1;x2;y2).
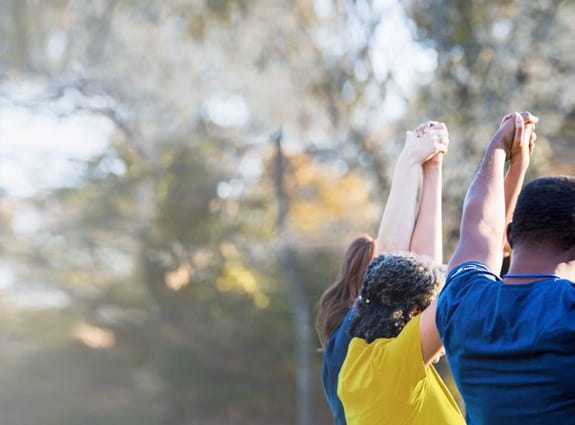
338;315;465;425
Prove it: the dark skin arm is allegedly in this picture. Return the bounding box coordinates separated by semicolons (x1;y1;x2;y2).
447;112;538;274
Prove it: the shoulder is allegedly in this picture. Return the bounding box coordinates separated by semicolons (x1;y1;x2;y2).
442;261;500;298
374;317;425;373
324;308;355;357
345;317;422;360
436;262;500;333
446;261;498;282
342;318;426;383
553;279;575;307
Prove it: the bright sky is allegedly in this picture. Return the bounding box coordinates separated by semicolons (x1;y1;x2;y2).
0;108;114;198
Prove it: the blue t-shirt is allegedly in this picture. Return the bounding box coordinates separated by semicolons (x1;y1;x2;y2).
437;261;575;425
321;308;355;425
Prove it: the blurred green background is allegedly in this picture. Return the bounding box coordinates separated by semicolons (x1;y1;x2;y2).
0;0;574;424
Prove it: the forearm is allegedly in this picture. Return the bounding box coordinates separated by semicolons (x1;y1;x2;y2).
375;152;420;255
448;140;508;272
468;144;508;237
503;159;528;250
410;160;443;262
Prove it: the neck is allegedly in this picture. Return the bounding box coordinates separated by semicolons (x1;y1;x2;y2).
507;244;575;283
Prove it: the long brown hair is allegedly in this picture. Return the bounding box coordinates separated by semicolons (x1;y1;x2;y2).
315;235;376;347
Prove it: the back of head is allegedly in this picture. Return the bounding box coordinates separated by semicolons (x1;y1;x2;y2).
511;176;575;251
315;235;375;346
348;252;444;343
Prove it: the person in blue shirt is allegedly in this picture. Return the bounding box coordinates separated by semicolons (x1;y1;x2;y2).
315;120;449;425
436;112;575;424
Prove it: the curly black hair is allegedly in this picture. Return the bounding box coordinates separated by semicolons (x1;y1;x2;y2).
510;176;575;250
347;252;444;343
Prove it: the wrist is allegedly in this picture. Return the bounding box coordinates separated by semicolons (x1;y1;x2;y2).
397;149;421;168
422;157;443;171
489;135;511;159
509;155;530;172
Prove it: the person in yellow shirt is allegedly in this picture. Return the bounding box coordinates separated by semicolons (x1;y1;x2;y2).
338;253;465;425
337;114;534;425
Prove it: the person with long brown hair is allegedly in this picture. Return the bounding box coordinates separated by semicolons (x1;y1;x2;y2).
316;120;449;425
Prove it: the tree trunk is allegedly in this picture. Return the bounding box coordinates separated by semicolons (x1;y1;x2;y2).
272;130;313;425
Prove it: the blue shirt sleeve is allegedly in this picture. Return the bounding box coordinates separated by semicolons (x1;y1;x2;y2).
445;261;495;284
436;261;500;341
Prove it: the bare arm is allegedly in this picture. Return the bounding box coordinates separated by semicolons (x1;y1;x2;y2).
412;126;448;365
421;121;511;365
447;112;536;274
417;157;446;364
410;156;444;262
447;135;512;273
375;126;446;255
420;115;536;365
375;151;420;255
503;123;535;254
410;122;448;262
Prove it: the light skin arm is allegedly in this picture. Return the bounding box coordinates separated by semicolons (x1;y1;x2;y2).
375;151;420;255
410;153;444;262
416;156;446;365
375;122;448;365
375;125;446;255
410;124;448;365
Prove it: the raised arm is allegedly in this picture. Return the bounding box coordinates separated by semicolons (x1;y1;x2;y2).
375;123;446;255
411;123;450;365
410;122;449;262
503;117;536;256
447;112;537;274
420;114;536;365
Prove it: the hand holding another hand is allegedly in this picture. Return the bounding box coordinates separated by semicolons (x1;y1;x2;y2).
403;121;449;165
494;111;538;163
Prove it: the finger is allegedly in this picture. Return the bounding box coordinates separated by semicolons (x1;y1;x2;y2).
500;113;513;127
525;122;535;136
514;112;525;148
436;145;448;155
520;111;539;124
427;126;449;136
437;140;449;149
416;121;430;131
414;123;426;137
429;133;449;146
529;131;537;154
432;130;450;144
521;124;533;150
430;122;447;131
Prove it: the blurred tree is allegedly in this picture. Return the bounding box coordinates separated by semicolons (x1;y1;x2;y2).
3;0;574;424
0;2;396;424
407;0;575;250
